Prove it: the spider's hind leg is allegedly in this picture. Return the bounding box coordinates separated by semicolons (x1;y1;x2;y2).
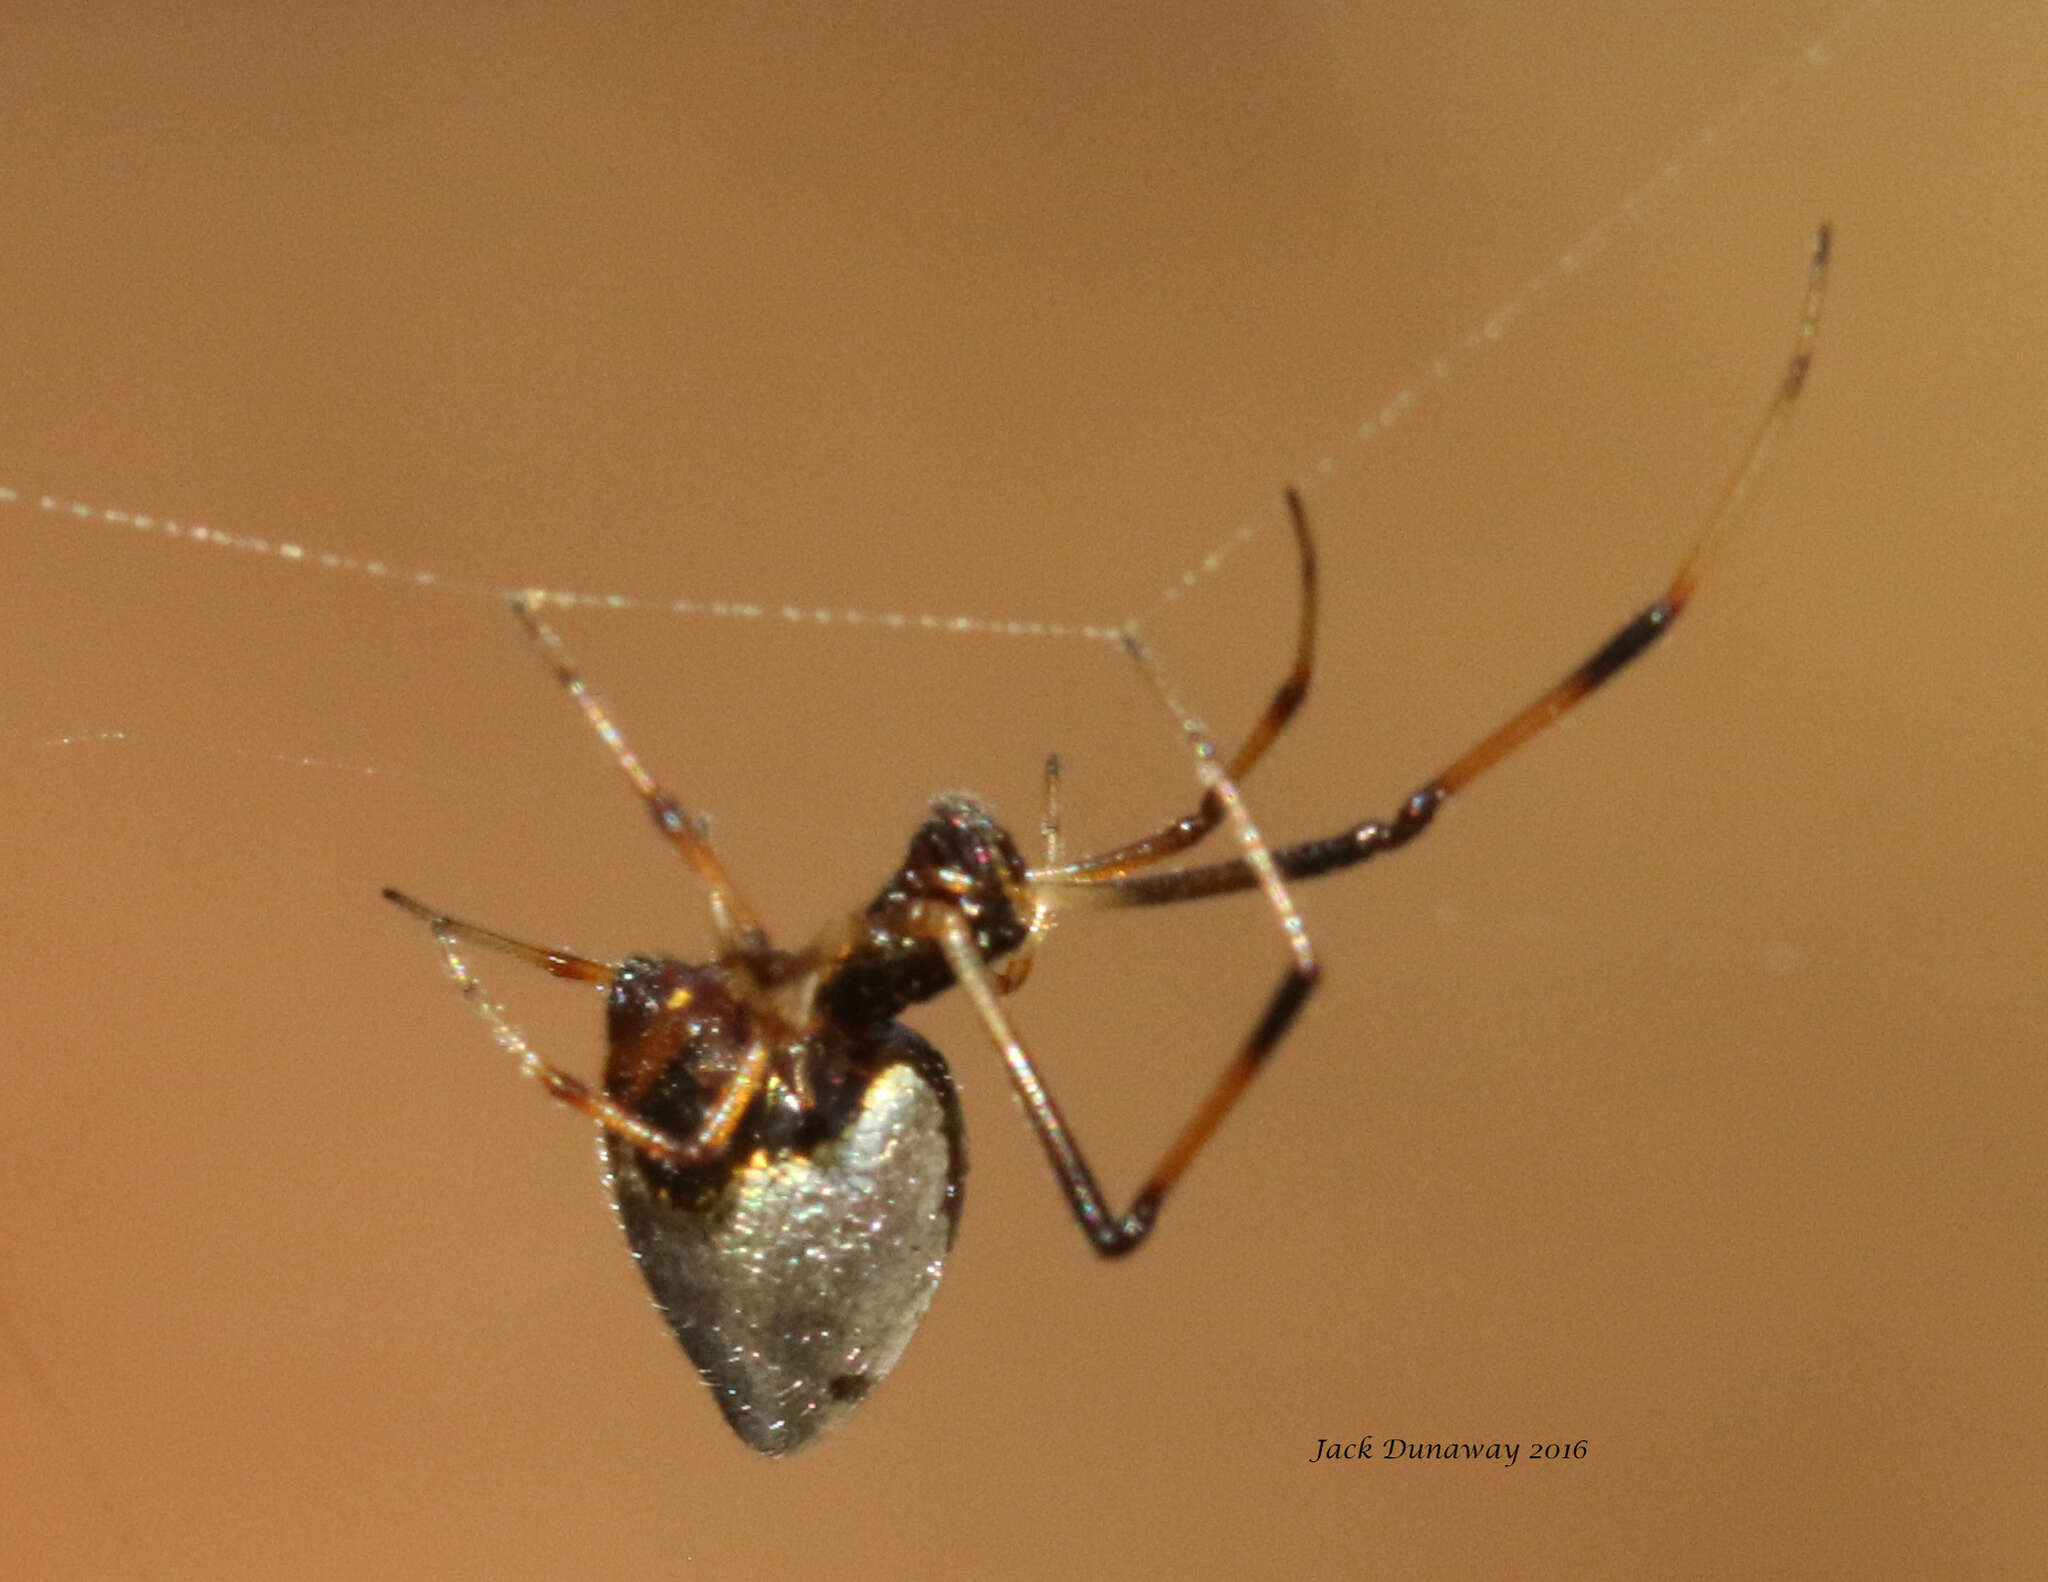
509;594;769;954
380;888;752;1166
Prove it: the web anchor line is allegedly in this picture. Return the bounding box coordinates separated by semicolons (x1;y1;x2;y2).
9;1;1887;644
1;484;1121;644
1141;0;1888;621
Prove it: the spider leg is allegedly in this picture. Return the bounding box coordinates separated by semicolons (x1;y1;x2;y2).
992;753;1064;994
919;890;1316;1256
1035;486;1319;884
382;886;612;982
381;888;768;1166
1045;223;1832;914
926;629;1320;1255
509;594;768;954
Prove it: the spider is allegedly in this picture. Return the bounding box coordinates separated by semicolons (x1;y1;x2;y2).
385;226;1829;1456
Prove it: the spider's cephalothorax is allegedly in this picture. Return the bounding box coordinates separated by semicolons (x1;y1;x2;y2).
384;227;1829;1455
819;792;1034;1027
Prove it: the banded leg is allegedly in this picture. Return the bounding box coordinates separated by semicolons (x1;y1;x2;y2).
937;626;1321;1255
924;888;1317;1255
511;594;767;953
1044;223;1832;915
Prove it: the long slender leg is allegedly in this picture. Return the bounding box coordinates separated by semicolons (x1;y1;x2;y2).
381;888;769;1166
980;225;1828;1250
1036;486;1320;883
383;886;613;983
929;625;1321;1255
510;594;767;953
922;891;1317;1256
1043;223;1832;914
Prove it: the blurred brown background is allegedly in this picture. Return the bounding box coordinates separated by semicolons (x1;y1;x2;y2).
4;4;2043;1577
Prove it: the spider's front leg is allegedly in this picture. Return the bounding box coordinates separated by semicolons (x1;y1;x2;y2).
1045;224;1834;913
909;846;1320;1255
922;590;1328;1253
